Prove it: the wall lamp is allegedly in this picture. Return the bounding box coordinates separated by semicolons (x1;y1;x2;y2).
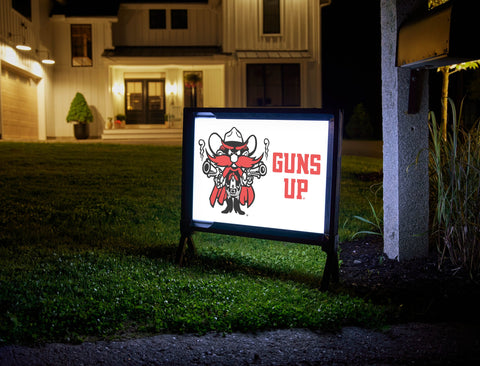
36;49;55;65
8;32;31;51
9;23;32;51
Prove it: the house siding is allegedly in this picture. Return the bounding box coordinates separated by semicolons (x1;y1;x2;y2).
113;4;221;47
50;18;114;137
223;0;311;52
0;0;53;140
222;0;323;108
1;0;327;141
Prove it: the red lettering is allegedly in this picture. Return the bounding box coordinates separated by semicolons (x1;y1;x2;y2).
284;178;308;199
297;179;308;199
310;154;321;175
284;153;295;173
296;154;309;174
272;152;321;175
272;152;283;172
284;178;295;199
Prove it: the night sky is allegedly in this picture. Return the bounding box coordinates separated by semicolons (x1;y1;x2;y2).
322;0;382;139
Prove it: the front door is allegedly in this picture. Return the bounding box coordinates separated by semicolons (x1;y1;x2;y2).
125;79;165;124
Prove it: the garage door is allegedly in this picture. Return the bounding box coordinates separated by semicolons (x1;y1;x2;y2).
1;64;38;139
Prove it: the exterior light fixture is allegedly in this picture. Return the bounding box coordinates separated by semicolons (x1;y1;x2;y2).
112;82;124;95
9;23;32;52
42;58;55;65
9;33;32;51
166;82;178;106
36;49;55;65
16;42;32;51
166;82;178;96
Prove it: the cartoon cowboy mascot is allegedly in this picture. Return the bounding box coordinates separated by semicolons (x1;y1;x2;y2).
201;127;267;215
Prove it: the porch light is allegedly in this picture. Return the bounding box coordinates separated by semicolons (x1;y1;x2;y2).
166;82;178;96
16;42;31;51
36;49;55;64
9;23;32;51
112;83;125;95
9;33;31;51
41;55;55;65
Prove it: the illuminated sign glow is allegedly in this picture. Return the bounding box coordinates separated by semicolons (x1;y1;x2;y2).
192;117;330;235
180;108;341;246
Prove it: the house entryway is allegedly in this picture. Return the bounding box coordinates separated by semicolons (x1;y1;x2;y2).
125;79;165;124
101;124;182;143
0;64;39;139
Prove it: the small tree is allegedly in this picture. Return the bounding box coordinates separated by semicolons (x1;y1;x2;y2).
437;61;480;141
345;103;374;140
66;92;93;124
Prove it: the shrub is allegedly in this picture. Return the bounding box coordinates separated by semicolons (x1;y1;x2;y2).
345;103;374;140
429;99;480;278
66;92;93;124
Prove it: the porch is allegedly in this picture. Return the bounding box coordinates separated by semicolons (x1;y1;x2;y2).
102;125;182;144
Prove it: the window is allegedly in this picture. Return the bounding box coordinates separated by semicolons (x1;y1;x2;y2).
12;0;31;20
247;64;300;107
171;9;188;29
149;9;166;29
71;25;92;67
263;0;280;34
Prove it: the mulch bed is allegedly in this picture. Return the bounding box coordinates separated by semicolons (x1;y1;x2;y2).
337;236;480;323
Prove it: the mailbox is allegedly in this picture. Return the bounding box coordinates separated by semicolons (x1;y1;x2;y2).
397;1;480;68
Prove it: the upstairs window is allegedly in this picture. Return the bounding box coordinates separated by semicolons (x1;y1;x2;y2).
171;9;188;29
263;0;280;34
71;24;92;67
12;0;31;20
149;9;166;29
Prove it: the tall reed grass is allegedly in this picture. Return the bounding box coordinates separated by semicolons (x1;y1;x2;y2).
429;99;480;278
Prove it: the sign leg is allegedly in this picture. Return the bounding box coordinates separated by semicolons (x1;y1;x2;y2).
176;234;197;266
320;248;339;291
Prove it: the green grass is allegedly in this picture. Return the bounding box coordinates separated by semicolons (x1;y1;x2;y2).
0;142;383;344
339;155;383;239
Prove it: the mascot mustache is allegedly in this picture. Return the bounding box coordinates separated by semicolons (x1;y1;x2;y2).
207;154;263;168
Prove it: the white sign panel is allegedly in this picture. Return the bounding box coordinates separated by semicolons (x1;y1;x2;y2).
191;117;330;234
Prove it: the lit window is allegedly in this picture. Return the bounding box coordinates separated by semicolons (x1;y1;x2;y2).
71;24;92;67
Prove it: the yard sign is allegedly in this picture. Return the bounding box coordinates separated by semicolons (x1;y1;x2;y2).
178;108;342;289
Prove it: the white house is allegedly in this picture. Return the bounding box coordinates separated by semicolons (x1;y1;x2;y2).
0;0;330;142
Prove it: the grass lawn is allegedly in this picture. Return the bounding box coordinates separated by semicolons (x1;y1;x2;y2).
0;142;383;344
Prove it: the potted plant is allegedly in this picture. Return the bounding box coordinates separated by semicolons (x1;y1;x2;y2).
115;114;126;128
66;92;93;139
